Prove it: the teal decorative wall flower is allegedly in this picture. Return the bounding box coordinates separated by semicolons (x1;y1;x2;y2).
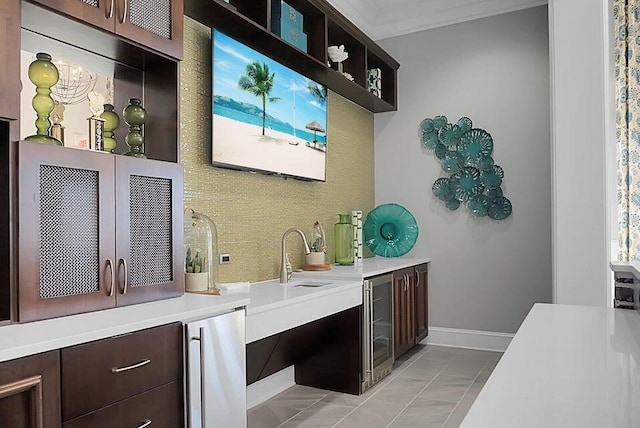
421;116;512;220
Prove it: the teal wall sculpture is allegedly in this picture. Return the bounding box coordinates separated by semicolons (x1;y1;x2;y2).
421;116;512;220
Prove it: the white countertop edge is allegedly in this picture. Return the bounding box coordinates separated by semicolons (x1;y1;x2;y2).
294;256;431;279
246;284;362;343
0;293;249;363
245;280;363;315
610;261;640;279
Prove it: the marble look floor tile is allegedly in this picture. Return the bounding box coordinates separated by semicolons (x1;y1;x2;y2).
440;357;490;379
448;348;500;362
248;385;329;427
442;381;484;428
387;402;457;428
321;390;371;407
248;404;300;428
368;376;431;405
248;346;502;428
278;401;355;427
395;354;451;381
421;373;475;394
333;400;404;428
423;345;464;360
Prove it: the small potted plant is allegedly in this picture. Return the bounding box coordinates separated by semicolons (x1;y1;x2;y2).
185;247;208;292
305;220;327;267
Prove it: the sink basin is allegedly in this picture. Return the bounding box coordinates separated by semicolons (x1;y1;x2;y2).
288;280;331;287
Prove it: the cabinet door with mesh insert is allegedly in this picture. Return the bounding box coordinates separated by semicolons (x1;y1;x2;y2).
114;156;183;306
18;141;116;322
114;0;183;60
29;0;115;33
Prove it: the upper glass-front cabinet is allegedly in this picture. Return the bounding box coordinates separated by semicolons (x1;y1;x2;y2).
28;0;184;60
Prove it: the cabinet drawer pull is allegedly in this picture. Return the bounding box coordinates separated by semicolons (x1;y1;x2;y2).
110;358;151;373
106;259;115;297
136;420;152;428
415;270;419;289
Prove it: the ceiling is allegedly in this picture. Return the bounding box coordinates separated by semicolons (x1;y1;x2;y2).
325;0;547;41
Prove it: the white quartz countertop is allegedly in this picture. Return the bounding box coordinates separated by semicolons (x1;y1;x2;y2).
295;256;431;280
0;293;249;363
245;276;363;343
461;303;640;428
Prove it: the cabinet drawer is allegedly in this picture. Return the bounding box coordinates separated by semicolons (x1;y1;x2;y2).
63;381;184;428
61;323;182;421
0;351;61;428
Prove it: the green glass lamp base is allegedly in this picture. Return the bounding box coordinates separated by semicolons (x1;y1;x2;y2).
124;152;146;158
25;134;62;146
103;137;117;153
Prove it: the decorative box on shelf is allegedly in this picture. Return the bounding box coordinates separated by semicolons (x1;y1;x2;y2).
367;68;382;98
272;1;304;33
272;1;308;52
282;25;307;52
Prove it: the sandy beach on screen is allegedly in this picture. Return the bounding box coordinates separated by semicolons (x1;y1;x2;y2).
212;115;326;180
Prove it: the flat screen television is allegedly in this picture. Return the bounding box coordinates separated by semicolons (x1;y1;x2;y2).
212;29;328;181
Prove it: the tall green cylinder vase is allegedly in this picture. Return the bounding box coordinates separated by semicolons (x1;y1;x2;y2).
334;214;354;265
25;53;62;146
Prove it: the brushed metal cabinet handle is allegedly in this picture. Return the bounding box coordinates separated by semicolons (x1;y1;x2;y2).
362;282;372;382
199;327;207;428
107;0;114;19
415;270;420;289
136;420;152;428
367;283;374;378
118;258;128;294
106;259;115;297
111;358;151;373
120;0;128;24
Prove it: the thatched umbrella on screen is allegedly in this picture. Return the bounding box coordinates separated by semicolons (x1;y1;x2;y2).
305;120;325;143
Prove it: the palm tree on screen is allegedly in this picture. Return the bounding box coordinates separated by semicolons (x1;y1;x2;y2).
307;82;327;105
238;61;281;136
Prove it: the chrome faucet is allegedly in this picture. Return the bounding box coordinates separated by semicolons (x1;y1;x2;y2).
280;228;311;283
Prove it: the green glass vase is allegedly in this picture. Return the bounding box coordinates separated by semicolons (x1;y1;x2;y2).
25;53;62;146
100;104;120;153
334;214;354;265
123;98;147;158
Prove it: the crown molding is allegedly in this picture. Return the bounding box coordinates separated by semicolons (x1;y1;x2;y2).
326;0;548;41
324;0;377;39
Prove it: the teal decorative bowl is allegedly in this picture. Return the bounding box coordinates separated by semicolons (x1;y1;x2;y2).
364;203;419;257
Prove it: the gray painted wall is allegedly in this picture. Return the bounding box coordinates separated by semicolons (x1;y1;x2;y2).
375;6;551;334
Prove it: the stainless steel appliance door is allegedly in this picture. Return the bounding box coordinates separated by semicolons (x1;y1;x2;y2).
186;309;247;428
370;274;394;376
363;280;373;383
362;274;394;393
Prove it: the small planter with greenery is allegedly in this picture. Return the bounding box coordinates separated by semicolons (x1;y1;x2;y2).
306;221;327;266
185;247;208;292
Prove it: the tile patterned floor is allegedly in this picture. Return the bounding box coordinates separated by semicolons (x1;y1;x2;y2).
248;345;502;428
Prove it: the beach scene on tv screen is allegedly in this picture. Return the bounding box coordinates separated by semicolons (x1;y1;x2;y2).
212;30;328;181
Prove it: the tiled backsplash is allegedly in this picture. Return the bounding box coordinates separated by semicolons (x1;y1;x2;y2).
180;18;375;283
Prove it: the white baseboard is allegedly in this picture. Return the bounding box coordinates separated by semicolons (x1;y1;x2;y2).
247;366;295;409
424;327;514;352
